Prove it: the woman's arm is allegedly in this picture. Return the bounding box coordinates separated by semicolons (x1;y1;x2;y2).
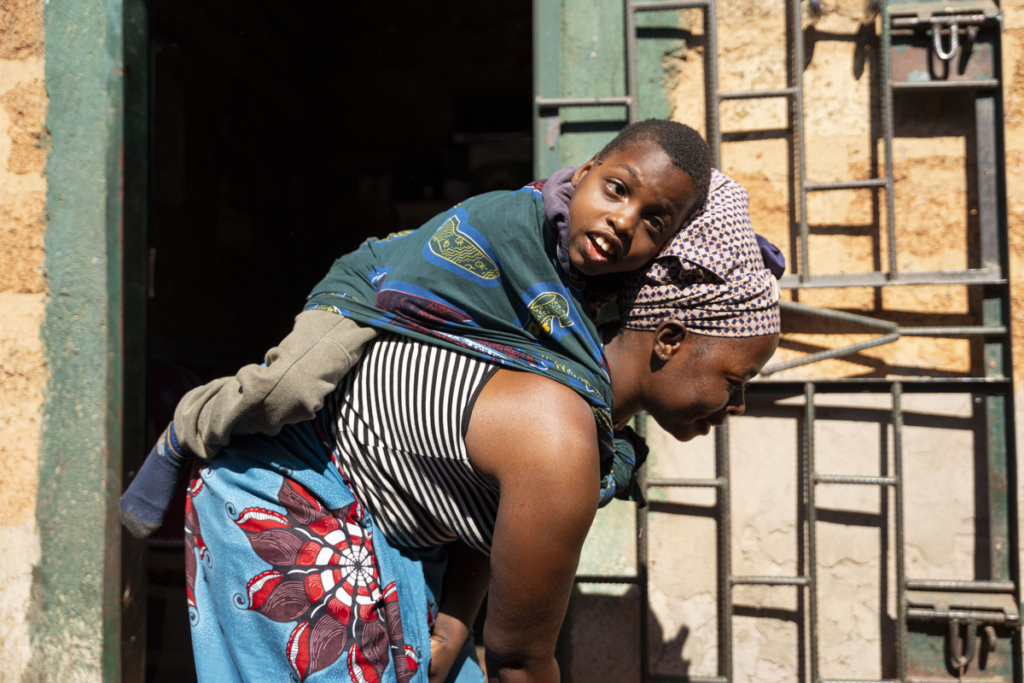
466;371;601;683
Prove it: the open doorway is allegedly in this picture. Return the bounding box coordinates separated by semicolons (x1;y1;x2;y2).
140;3;532;679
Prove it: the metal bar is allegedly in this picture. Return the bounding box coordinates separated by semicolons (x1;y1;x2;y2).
625;0;639;123
647;477;725;488
792;0;809;282
760;332;901;376
534;96;633;108
779;300;899;331
731;576;811;586
716;418;732;682
805;383;819;683
985;352;1012;583
772;305;1001;337
705;1;720;167
891;14;990;28
805;178;888;191
575;575;643;585
905;579;1016;593
778;267;1004;289
906;608;1019;625
814;475;897;486
718;87;796;100
894;382;907;683
899;326;1007;336
633;0;710;10
636;413;650;682
891;79;1000;91
881;2;898;281
978;94;1002;271
747;377;1011;392
977;89;1013;589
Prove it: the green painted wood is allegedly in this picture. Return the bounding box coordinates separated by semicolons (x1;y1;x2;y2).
32;0;126;680
557;0;685;167
533;0;563;178
634;9;686;123
559;0;628;166
103;0;126;680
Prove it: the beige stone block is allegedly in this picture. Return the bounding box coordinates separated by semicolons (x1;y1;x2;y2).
0;0;44;61
0;192;44;293
0;291;45;528
0;58;46;196
1;78;46;174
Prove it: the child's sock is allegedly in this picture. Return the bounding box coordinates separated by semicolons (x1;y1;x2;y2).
120;422;191;539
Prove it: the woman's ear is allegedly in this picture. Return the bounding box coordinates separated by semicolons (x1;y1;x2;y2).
652;320;687;362
571;156;599;187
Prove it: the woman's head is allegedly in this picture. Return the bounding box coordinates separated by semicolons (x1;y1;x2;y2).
566;120;711;277
636;323;777;441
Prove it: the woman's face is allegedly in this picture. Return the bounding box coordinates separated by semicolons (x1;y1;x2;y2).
567;141;699;276
643;330;779;442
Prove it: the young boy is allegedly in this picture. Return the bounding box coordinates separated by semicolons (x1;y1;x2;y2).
121;119;781;536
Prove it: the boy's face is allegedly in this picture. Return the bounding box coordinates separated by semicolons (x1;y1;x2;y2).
568;140;700;276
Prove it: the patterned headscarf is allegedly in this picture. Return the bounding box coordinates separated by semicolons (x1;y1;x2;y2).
618;169;782;337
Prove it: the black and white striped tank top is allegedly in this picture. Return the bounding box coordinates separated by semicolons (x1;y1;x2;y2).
325;334;500;553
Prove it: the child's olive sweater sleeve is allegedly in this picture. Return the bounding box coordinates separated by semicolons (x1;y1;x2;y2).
173;310;379;459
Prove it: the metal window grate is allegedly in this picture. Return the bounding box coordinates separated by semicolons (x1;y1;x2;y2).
535;0;1020;680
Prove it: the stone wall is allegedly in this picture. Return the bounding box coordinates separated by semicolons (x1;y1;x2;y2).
0;0;47;681
564;1;1024;681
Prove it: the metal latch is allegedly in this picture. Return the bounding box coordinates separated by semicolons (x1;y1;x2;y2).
887;1;1000;85
907;589;1019;678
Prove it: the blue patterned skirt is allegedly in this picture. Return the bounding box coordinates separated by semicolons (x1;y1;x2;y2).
184;414;483;683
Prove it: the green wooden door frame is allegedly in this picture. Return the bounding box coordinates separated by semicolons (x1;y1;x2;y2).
32;0;149;680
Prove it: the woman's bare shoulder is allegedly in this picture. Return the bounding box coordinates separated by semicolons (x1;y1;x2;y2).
466;367;600;485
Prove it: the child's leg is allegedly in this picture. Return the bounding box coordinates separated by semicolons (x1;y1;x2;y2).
120;423;191;539
174;311;378;458
120;313;378;540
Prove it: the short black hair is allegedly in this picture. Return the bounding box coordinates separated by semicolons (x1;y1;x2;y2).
596;119;712;208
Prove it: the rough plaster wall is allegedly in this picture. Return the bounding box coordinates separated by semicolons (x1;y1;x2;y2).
582;0;1024;680
0;0;46;681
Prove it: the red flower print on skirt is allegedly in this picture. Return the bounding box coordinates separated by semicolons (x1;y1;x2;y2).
231;478;418;682
184;467;210;626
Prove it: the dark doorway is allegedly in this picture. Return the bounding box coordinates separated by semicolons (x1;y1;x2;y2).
141;3;532;679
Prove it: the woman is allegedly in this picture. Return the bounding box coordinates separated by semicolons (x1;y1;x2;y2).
181;188;780;683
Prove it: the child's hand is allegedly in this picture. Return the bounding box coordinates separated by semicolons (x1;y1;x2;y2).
428;613;470;683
